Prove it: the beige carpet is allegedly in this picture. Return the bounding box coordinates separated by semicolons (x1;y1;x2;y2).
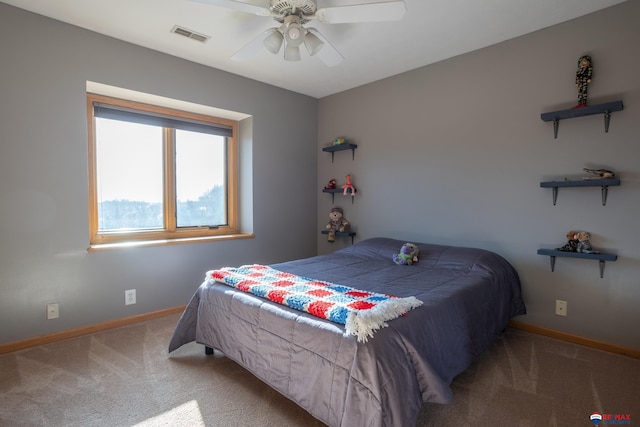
1;314;638;426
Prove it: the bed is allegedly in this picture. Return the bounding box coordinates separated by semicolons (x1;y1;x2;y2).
168;237;526;427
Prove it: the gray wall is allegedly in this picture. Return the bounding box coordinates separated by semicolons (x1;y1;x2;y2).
0;4;318;343
317;0;640;349
2;1;638;351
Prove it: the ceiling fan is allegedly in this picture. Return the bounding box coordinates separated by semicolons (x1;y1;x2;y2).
192;0;407;66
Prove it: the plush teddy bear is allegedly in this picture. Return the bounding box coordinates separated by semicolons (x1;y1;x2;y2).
326;207;349;243
393;243;420;265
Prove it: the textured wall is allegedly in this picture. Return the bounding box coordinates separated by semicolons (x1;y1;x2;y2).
0;4;318;343
318;1;640;349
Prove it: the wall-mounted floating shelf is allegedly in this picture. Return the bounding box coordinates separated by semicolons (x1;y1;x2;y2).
322;188;357;203
540;100;623;138
540;178;620;206
537;248;617;278
322;143;358;162
321;230;356;244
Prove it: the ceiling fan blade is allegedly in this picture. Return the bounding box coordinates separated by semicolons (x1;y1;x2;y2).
190;0;271;16
307;28;343;67
316;1;406;24
231;28;279;61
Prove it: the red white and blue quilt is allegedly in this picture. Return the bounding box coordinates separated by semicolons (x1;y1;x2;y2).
207;264;423;342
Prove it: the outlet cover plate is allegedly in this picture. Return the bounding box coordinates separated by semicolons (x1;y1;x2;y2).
125;289;136;305
555;300;567;316
47;303;59;320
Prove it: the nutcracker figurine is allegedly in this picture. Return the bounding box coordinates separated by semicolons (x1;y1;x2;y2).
574;55;593;108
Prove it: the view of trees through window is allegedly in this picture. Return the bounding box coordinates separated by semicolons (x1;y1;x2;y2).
88;92;238;245
93;110;228;233
98;185;225;231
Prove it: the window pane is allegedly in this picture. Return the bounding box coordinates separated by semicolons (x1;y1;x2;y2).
175;130;226;227
95;118;164;231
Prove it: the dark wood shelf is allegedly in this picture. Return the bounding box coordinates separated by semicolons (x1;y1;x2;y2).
322;143;357;162
537;249;617;278
322;188;357;193
321;230;356;244
540;178;620;205
322;187;357;203
540;101;623;138
539;178;621;188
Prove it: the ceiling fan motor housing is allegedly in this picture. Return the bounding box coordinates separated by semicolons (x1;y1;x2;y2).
270;0;316;24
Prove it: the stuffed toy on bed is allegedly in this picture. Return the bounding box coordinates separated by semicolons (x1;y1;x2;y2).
393;243;419;265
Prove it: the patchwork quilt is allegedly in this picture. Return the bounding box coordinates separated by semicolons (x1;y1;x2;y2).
208;264;423;342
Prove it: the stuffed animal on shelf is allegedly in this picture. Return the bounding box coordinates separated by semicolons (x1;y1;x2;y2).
326;207;350;243
342;175;356;197
575;231;600;254
555;231;600;254
555;231;579;252
393;243;420;265
583;168;615;179
323;179;337;190
574;55;593;108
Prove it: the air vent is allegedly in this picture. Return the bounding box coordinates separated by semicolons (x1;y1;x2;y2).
171;25;210;43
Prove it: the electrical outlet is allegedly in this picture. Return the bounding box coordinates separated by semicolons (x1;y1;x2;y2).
555;300;567;316
125;289;136;305
47;303;59;320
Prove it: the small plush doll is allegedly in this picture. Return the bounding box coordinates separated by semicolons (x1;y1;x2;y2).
575;231;600;254
574;55;593;108
326;207;350;243
555;231;600;254
341;175;356;197
393;243;420;265
323;179;337;190
555;231;579;252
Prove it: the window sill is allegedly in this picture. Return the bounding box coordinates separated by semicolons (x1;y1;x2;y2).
88;232;255;252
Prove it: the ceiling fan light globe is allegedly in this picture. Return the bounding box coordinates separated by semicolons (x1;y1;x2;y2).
284;44;301;61
304;31;324;56
263;30;284;54
288;26;301;40
285;23;304;47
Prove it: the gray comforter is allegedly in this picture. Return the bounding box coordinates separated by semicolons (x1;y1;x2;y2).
168;237;526;427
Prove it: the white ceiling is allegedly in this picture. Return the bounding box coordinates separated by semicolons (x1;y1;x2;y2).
1;0;627;98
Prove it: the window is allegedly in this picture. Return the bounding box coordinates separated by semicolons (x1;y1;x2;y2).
87;93;239;246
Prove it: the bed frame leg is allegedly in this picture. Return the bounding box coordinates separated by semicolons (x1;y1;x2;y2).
205;346;214;355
